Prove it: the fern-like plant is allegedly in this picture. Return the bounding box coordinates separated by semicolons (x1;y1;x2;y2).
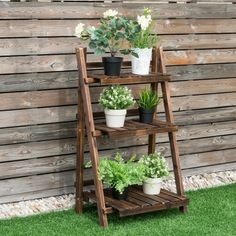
137;89;161;110
98;153;145;194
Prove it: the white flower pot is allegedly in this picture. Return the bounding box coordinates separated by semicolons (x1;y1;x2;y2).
131;48;152;75
143;177;162;195
104;109;127;128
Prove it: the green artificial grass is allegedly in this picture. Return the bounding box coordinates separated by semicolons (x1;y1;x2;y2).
0;184;235;236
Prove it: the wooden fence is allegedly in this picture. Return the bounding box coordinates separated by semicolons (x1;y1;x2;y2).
0;0;235;204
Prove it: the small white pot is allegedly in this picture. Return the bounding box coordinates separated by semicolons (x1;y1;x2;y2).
143;177;162;195
104;109;127;128
131;48;152;75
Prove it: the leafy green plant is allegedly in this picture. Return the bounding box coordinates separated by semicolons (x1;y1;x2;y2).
75;9;139;57
139;152;169;178
137;88;161;110
129;8;158;49
98;153;146;194
99;85;135;110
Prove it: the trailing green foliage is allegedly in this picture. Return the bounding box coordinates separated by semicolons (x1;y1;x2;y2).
139;152;169;178
137;89;161;110
99;85;135;110
98;153;146;194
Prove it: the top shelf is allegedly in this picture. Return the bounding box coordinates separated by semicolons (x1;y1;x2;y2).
86;73;171;85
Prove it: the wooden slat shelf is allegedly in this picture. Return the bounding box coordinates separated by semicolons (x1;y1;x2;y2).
87;73;171;85
93;119;178;137
84;187;189;217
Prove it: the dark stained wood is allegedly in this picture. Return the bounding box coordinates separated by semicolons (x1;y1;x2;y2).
84;187;189;217
76;48;108;227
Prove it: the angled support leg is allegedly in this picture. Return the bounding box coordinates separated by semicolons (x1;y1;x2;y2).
75;86;85;214
76;48;108;227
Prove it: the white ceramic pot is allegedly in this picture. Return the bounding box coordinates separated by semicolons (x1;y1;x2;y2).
143;177;162;195
131;48;152;75
104;109;127;128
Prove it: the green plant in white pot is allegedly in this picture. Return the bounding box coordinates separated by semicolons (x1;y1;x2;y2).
129;8;158;75
139;152;169;195
99;85;135;128
98;153;145;200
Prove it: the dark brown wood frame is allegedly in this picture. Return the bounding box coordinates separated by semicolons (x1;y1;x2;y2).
75;47;189;227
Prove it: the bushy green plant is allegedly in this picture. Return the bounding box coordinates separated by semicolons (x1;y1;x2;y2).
75;9;139;57
99;85;135;110
139;152;169;179
98;153;146;194
138;89;161;110
129;8;158;49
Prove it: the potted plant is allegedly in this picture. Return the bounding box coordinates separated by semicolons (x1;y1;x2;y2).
139;152;169;195
99;85;135;128
74;9;137;76
98;153;145;200
137;88;161;123
129;8;158;75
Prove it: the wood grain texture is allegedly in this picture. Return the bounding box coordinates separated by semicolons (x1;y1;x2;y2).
0;1;236;203
0;3;235;19
1;19;236;38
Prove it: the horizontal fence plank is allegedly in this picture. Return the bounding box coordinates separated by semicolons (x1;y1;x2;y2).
2;78;236;110
0;106;76;128
0;155;235;199
0;3;235;19
0;63;236;92
0;160;235;204
1;49;236;74
1;120;236;162
0;144;235;180
1;34;236;57
1;19;236;38
0;106;235;145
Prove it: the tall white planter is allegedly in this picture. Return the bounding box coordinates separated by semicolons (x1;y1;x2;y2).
143;177;162;195
131;48;152;75
104;109;127;128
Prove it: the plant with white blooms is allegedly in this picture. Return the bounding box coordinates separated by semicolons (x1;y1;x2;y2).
99;85;135;110
139;152;169;179
74;9;138;57
129;7;158;49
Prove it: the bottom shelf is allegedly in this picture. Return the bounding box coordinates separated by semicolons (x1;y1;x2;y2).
84;186;189;217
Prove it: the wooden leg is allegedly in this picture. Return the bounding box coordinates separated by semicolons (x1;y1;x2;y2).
148;134;156;154
179;205;188;213
75;91;85;214
89;136;108;227
169;132;185;197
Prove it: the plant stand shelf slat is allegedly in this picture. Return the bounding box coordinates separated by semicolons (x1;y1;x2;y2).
84;187;189;217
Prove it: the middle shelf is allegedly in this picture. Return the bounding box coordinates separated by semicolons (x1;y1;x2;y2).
92;119;178;137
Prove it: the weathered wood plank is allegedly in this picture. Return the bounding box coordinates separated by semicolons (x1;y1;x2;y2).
1;49;236;74
0;3;235;19
1;34;236;57
168;63;236;81
0;106;235;145
164;49;236;66
0;63;235;92
0;106;76;128
1;19;235;38
1;121;235;163
0;160;235;201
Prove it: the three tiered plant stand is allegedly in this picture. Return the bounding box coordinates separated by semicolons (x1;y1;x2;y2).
75;47;189;227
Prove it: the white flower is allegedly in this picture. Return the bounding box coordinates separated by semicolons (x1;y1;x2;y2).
75;23;85;38
103;9;118;18
137;14;152;30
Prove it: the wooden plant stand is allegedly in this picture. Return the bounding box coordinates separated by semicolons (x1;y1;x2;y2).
75;47;189;227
